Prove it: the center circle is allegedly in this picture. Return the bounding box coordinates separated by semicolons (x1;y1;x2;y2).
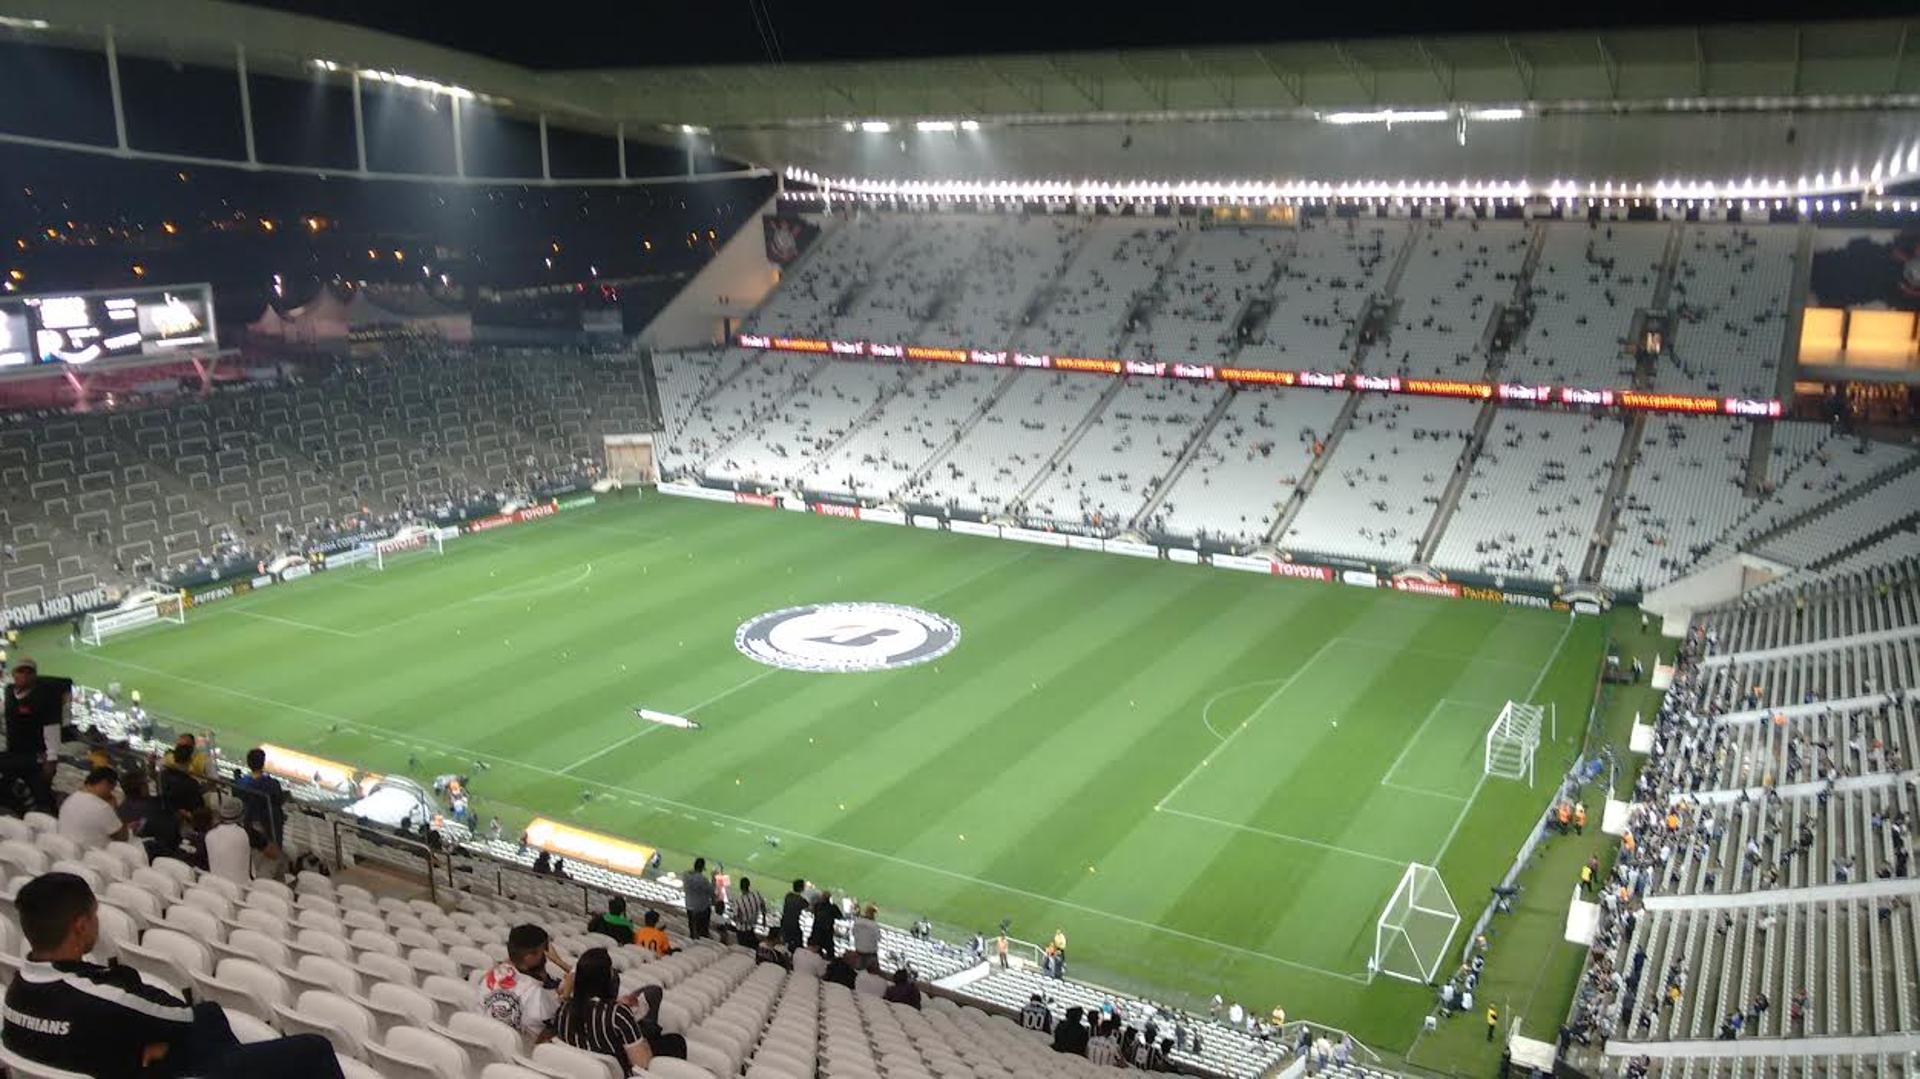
735;602;961;673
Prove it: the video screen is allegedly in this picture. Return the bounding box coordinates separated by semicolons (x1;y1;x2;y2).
0;302;28;368
19;284;216;365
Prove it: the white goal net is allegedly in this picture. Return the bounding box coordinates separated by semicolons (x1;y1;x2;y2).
1373;862;1460;984
80;593;186;646
1484;700;1545;785
340;529;447;571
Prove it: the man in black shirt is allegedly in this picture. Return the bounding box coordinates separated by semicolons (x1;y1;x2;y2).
2;658;69;811
1;872;342;1077
157;745;204;817
780;878;808;952
233;747;289;849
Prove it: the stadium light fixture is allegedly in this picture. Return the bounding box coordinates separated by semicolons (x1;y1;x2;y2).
860;121;892;133
1466;108;1525;121
961;120;981;131
328;63;476;100
1323;109;1449;125
0;16;52;29
915;120;957;133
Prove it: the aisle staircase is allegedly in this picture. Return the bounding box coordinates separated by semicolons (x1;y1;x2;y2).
1127;387;1240;534
1582;413;1648;584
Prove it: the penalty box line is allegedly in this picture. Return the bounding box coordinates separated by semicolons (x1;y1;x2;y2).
75;651;1366;986
1155;637;1340;812
1378;697;1507;802
1429;615;1578;868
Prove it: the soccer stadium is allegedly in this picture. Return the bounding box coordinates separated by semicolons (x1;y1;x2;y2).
0;1;1917;1076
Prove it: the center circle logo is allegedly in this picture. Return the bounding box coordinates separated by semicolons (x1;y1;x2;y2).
735;603;961;673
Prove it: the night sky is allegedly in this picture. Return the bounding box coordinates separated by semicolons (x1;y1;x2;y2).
232;0;1901;70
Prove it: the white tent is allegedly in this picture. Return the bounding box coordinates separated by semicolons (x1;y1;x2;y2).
344;289;473;344
281;288;352;345
244;304;287;340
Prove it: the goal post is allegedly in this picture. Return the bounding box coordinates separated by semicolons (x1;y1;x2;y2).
79;592;186;646
1373;862;1461;984
1484;700;1545;786
375;528;447;567
338;529;448;572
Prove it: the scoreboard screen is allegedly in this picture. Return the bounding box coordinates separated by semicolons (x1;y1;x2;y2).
0;303;27;368
0;283;216;366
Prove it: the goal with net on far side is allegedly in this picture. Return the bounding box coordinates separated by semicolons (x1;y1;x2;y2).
342;529;448;571
79;591;187;646
1372;862;1461;984
1484;699;1547;786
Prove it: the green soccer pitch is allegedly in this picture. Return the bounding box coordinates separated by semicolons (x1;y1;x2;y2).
30;492;1606;1051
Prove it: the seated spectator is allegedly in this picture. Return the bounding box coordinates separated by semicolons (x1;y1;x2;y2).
1087;1018;1121;1066
1052;1005;1090;1055
473;924;569;1048
631;985;687;1060
632;909;672;957
552;948;651;1075
882;967;922;1009
1;871;342;1077
115;770;159;837
588;897;637;944
204;797;253;886
753;934;789;968
57;767;127;850
233;747;288;849
1020;993;1053;1032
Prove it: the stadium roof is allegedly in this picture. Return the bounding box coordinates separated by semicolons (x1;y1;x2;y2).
7;2;1920;194
557;21;1920;129
14;3;1914;128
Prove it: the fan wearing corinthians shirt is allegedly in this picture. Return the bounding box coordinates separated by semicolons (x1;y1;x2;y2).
1;871;342;1077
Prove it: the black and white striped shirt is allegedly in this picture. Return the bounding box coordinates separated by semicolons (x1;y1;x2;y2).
731;888;766;935
553;998;646;1075
3;958;195;1079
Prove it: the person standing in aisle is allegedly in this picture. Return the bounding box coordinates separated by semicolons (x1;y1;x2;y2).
682;858;714;939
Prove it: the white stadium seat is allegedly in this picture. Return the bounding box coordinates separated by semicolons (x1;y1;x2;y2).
226;1009;281;1045
441;1010;525;1066
530;1041;622;1079
367;1025;472;1079
482;1066;551;1079
193;957;291;1024
275;989;377;1060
